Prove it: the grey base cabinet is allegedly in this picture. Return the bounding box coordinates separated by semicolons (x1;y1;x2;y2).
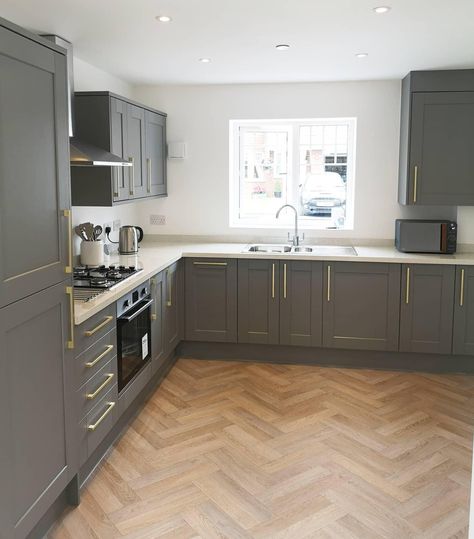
185;259;237;342
151;271;165;374
399;264;455;354
0;283;75;539
163;261;184;356
322;262;401;351
453;266;474;355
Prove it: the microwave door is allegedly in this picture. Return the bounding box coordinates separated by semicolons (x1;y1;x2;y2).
407;222;442;253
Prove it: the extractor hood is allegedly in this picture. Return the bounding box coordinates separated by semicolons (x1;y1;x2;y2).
42;34;131;168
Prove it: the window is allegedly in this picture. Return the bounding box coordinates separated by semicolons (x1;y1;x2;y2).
229;118;356;229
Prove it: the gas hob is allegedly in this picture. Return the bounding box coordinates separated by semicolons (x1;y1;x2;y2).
73;265;143;302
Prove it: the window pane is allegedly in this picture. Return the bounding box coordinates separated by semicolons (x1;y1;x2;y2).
239;129;289;218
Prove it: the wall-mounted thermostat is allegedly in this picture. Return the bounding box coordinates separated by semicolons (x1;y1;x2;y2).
168;141;186;159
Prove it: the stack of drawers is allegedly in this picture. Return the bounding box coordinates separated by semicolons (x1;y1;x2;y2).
74;304;118;465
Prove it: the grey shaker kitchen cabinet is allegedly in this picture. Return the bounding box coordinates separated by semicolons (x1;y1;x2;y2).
151;271;166;374
185;258;238;342
0;23;71;308
72;91;167;206
453;266;474;355
145;110;167;196
0;283;75;539
238;259;280;345
163;261;184;356
280;261;323;347
398;70;474;205
322;262;401;351
399;265;455;354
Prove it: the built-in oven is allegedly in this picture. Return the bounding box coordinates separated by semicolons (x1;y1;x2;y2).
116;281;152;393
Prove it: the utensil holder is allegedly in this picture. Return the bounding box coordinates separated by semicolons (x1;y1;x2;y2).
80;240;104;266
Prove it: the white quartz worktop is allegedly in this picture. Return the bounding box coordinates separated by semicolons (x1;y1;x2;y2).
74;241;474;325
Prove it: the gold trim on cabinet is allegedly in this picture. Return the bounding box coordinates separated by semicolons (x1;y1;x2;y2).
129;157;135;195
460;268;465;307
147;157;152;193
327;265;331;302
87;402;115;431
405;266;411;304
62;209;73;274
85;345;114;368
86;373;114;400
193;262;228;266
150;277;158;319
283;263;287;299
66;286;75;349
166;270;172;307
413;166;418;204
84;316;113;337
272;263;275;299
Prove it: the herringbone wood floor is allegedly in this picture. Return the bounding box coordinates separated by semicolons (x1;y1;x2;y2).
49;359;474;539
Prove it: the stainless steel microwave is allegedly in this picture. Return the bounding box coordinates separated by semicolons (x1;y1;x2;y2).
395;219;457;254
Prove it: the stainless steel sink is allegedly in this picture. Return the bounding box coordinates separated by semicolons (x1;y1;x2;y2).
245;244;357;256
246;244;292;253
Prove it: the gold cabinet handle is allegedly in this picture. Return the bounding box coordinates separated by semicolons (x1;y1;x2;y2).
84;316;113;337
85;345;114;368
66;286;75;349
147;157;152;193
271;263;275;299
413;166;418;204
327;265;331;302
405;266;411;304
193;262;228;266
62;209;72;274
283;263;287;299
150;277;158;320
113;170;119;198
166;269;172;307
460;268;465;307
87;402;115;431
129;156;135;195
86;373;114;400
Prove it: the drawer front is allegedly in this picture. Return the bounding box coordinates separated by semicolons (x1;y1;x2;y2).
118;361;152;416
77;357;118;421
79;385;118;466
75;304;116;355
75;329;116;387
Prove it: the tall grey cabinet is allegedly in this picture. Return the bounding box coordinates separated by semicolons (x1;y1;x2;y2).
0;18;75;539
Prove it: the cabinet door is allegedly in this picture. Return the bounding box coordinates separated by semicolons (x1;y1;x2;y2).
150;271;165;374
322;262;401;351
409;92;474;205
145;111;167;197
280;261;323;347
400;264;455;354
453;266;474;355
111;97;129;202
126;104;146;199
185;259;237;342
0;27;71;307
163;261;184;356
238;259;280;345
0;283;75;539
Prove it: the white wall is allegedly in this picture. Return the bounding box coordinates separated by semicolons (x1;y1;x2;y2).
133;81;456;242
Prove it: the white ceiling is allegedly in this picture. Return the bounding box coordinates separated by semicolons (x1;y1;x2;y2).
2;0;474;85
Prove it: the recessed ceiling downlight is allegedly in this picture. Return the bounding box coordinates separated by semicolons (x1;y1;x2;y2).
355;53;368;58
156;15;172;22
275;44;290;51
373;6;391;13
199;57;211;63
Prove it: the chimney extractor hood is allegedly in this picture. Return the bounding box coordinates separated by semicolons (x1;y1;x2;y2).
41;34;131;168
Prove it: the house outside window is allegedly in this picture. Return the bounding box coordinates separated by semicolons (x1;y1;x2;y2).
229;118;357;229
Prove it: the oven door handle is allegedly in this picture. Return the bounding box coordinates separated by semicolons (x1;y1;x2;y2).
118;298;153;322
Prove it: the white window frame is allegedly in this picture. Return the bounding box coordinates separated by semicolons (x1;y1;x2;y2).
229;118;357;230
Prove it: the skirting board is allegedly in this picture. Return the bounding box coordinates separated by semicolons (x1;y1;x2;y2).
178;341;474;374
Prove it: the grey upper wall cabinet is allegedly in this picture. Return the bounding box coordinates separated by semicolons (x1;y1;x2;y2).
71;92;167;206
0;23;71;307
185;258;238;343
399;264;455;354
398;70;474;205
163;261;184;357
0;283;75;539
453;266;474;355
322;262;401;351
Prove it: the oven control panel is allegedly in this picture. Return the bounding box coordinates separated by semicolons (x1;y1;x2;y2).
117;280;150;318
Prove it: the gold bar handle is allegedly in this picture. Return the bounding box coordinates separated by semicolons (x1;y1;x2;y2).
66;286;75;349
147;157;152;193
62;209;72;274
150;277;157;320
271;263;275;299
166;270;172;307
413;166;418;204
113;170;119;198
87;402;115;431
460;268;465;307
84;316;113;337
327;265;331;302
85;345;114;368
405;267;411;304
129;157;135;195
86;373;114;400
283;263;287;299
193;262;228;266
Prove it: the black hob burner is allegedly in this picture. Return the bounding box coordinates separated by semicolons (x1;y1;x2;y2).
73;265;142;289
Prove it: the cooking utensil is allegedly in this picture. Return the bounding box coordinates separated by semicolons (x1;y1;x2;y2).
83;222;95;241
93;225;103;240
75;224;88;241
